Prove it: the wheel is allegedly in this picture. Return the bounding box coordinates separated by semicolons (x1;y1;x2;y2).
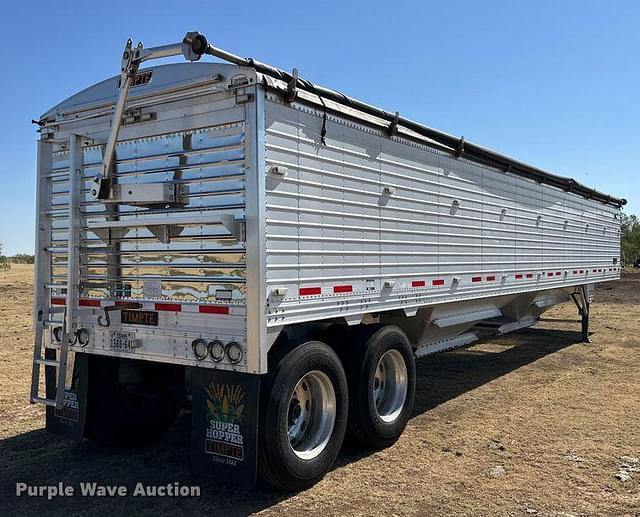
346;325;416;449
85;356;182;447
259;340;348;491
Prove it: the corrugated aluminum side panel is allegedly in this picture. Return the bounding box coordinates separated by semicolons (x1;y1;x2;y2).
263;95;620;327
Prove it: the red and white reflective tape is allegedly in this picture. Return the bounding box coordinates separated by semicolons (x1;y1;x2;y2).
50;297;238;315
294;265;622;299
299;286;322;296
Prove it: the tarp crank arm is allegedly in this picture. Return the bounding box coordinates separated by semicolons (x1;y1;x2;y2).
91;34;204;200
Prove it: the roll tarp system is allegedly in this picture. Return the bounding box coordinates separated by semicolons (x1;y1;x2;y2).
183;27;623;210
246;58;625;208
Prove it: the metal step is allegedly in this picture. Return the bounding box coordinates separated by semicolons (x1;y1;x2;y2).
30;396;57;407
34;358;59;367
45;283;67;289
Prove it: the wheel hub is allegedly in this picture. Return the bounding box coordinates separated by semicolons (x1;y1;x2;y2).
372;349;408;423
287;370;336;460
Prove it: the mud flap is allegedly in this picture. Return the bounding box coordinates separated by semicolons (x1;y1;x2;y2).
44;349;88;440
190;367;261;488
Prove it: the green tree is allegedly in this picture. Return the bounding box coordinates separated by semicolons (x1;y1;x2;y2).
621;212;640;266
10;253;35;264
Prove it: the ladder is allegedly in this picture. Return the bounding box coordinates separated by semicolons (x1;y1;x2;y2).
30;134;83;409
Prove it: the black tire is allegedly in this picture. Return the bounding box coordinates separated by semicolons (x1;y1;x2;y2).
86;356;181;447
346;325;416;449
259;341;348;491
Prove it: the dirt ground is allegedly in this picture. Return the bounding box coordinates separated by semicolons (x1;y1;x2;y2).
0;264;638;516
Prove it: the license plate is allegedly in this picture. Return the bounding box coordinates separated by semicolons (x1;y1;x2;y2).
110;332;142;352
121;309;158;326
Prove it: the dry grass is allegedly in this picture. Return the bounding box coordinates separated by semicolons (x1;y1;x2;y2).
1;264;639;516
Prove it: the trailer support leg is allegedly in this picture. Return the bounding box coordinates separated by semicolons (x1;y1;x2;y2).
571;286;591;343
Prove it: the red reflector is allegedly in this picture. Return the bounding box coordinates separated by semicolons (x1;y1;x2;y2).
547;272;554;277
432;279;445;286
515;274;523;279
472;277;482;283
198;305;229;315
411;280;426;287
79;299;101;307
51;297;65;306
526;273;534;278
555;272;562;276
579;270;584;273
592;269;597;273
598;269;602;272
299;287;322;296
333;285;353;293
486;276;496;282
155;303;181;312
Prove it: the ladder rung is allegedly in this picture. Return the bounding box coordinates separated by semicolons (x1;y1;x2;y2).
34;358;59;367
45;283;67;289
43;319;64;327
30;396;57;407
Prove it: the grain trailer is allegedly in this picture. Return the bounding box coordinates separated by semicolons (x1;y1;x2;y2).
30;31;626;490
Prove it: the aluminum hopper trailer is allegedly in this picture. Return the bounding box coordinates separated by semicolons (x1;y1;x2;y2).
30;31;626;490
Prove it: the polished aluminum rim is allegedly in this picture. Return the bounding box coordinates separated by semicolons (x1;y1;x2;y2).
287;370;336;460
373;349;408;423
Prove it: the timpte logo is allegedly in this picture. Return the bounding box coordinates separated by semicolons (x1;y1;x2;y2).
205;384;245;462
229;73;249;88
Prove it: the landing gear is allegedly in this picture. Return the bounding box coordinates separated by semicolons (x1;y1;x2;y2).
571;285;592;343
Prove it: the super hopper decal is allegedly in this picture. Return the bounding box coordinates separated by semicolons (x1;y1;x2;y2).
205;383;246;463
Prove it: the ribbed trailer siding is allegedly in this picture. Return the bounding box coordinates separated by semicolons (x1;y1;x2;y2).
263;94;620;328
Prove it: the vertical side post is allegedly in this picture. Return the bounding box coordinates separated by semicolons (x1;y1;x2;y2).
245;85;268;374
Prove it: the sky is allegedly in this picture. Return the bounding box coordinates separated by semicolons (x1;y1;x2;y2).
0;0;638;255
